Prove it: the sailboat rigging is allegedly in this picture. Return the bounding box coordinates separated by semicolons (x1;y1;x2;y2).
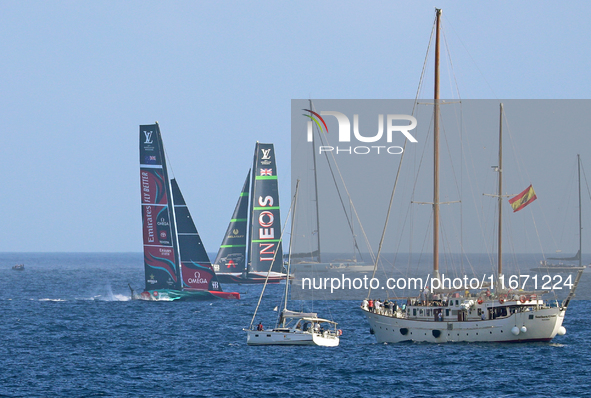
213;142;288;284
362;9;582;343
290;100;373;274
135;122;240;301
245;180;340;346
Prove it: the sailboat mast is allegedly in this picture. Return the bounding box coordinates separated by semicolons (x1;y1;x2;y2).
578;154;582;269
283;180;300;321
169;177;183;285
157;123;183;286
309;100;322;263
246;143;258;276
433;8;441;280
498;103;504;278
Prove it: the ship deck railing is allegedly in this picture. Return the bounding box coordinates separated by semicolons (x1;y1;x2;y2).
361;298;552;321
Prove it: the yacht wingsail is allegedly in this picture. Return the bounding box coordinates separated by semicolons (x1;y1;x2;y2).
214;143;287;284
213;171;250;275
137;122;239;301
171;178;223;292
140;123;180;292
249;143;284;275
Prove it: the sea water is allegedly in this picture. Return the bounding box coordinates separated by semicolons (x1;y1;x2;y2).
0;253;590;397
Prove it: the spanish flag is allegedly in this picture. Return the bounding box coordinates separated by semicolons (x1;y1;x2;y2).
509;184;537;212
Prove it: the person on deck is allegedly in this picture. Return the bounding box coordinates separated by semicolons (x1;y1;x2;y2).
421;286;430;304
257;322;264;331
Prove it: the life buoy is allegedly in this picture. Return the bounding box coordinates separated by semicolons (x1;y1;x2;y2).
153;291;158;297
477;298;483;305
499;298;504;304
531;294;537;300
337;329;343;336
520;296;526;303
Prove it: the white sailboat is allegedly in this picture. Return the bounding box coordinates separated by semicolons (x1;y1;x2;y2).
245;181;341;346
362;9;582;343
532;155;588;273
246;310;340;347
290;100;374;275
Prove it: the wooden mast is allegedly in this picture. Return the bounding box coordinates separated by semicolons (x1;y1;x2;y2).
578;154;582;269
433;8;441;280
498;103;504;279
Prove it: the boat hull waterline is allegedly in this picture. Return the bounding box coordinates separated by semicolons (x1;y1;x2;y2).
138;289;240;301
216;271;287;284
530;264;587;273
363;305;565;343
245;329;339;346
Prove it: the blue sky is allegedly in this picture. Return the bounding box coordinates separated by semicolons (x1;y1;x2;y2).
1;1;590;253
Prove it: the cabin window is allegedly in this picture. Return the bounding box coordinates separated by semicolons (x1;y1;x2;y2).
455;300;459;306
445;309;450;317
427;309;432;316
448;301;453;307
413;309;417;316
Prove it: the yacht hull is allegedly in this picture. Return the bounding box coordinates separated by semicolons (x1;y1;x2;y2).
363;307;565;343
245;329;339;346
216;272;287;284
